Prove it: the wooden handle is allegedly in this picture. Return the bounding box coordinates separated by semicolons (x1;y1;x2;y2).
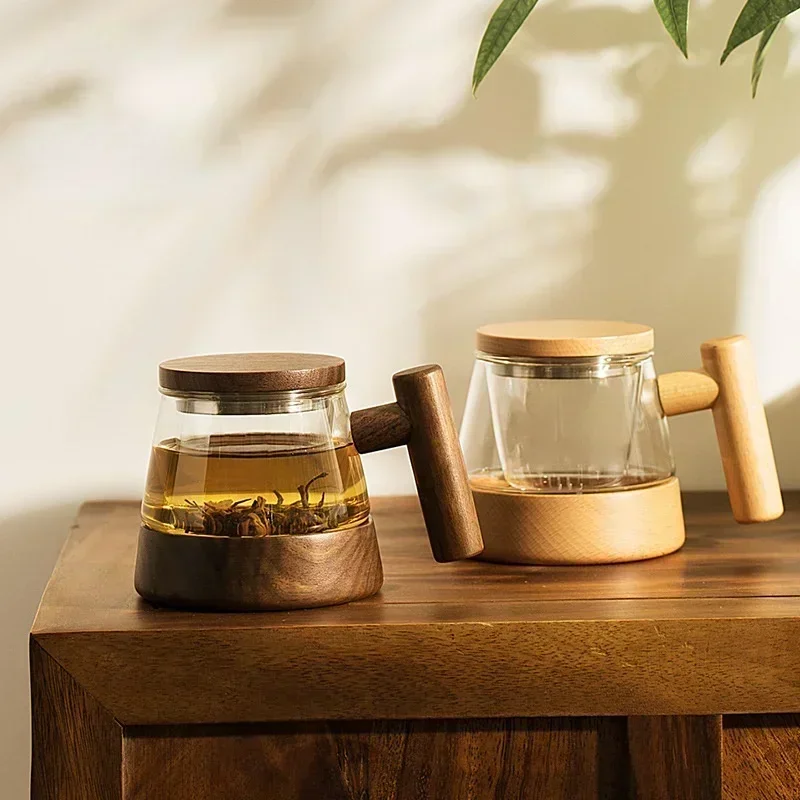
699;336;782;523
393;365;484;561
351;365;484;562
351;403;412;453
657;370;720;417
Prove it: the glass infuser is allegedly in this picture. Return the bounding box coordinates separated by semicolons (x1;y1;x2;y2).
460;320;783;564
135;353;483;610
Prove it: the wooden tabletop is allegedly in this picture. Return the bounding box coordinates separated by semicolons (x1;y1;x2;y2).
31;495;800;725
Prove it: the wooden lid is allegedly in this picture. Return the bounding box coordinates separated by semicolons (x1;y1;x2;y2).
159;353;346;394
476;320;654;358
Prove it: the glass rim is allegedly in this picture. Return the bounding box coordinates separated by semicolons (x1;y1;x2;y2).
475;351;653;380
161;382;347;415
476;350;653;366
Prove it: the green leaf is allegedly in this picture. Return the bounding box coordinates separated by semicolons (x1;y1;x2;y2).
652;0;690;57
473;0;539;94
751;20;782;96
722;0;799;64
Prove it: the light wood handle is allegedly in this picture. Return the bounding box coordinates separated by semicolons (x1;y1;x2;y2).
657;370;720;417
351;365;484;562
700;336;783;523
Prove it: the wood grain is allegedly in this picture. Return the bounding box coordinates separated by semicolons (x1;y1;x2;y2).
701;336;783;523
657;371;720;417
32;496;800;618
158;352;345;393
29;499;800;797
30;639;121;800
351;402;412;454
134;518;383;611
31;495;800;725
122;717;629;800
723;716;800;800
628;715;722;799
34;615;800;726
476;319;654;358
471;476;685;564
392;365;483;562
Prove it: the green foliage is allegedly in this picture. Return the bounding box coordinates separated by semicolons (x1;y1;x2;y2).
473;0;540;93
652;0;690;57
751;21;782;96
473;0;796;95
722;0;799;63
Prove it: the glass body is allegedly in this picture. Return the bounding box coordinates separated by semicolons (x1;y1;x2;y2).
460;351;675;494
141;385;370;536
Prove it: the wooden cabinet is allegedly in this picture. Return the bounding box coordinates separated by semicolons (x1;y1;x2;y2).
30;496;800;798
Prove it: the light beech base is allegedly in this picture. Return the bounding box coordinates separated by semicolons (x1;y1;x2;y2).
472;477;686;564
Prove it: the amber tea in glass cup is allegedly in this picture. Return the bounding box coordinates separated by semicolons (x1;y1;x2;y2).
135;353;483;611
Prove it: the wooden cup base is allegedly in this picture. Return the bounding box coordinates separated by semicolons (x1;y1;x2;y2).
134;518;383;611
472;476;686;565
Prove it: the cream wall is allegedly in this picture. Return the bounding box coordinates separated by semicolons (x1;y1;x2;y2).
3;0;800;793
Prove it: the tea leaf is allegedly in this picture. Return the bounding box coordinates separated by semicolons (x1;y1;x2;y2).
722;0;800;63
473;0;539;94
751;20;782;96
653;0;690;57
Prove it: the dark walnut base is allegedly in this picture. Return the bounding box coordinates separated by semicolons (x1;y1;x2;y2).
134;518;383;611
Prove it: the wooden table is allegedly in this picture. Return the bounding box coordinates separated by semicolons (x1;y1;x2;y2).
30;495;800;799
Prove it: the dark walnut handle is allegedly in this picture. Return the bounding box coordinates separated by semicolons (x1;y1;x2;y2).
351;365;484;563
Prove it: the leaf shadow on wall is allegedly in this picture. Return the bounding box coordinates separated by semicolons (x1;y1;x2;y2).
316;1;800;488
79;0;800;487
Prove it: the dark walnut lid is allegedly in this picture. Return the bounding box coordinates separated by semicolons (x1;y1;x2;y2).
158;353;346;395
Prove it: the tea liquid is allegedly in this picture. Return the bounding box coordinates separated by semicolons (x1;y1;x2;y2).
142;433;370;535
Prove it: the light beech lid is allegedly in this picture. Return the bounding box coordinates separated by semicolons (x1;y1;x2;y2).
159;353;345;394
476;320;654;358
